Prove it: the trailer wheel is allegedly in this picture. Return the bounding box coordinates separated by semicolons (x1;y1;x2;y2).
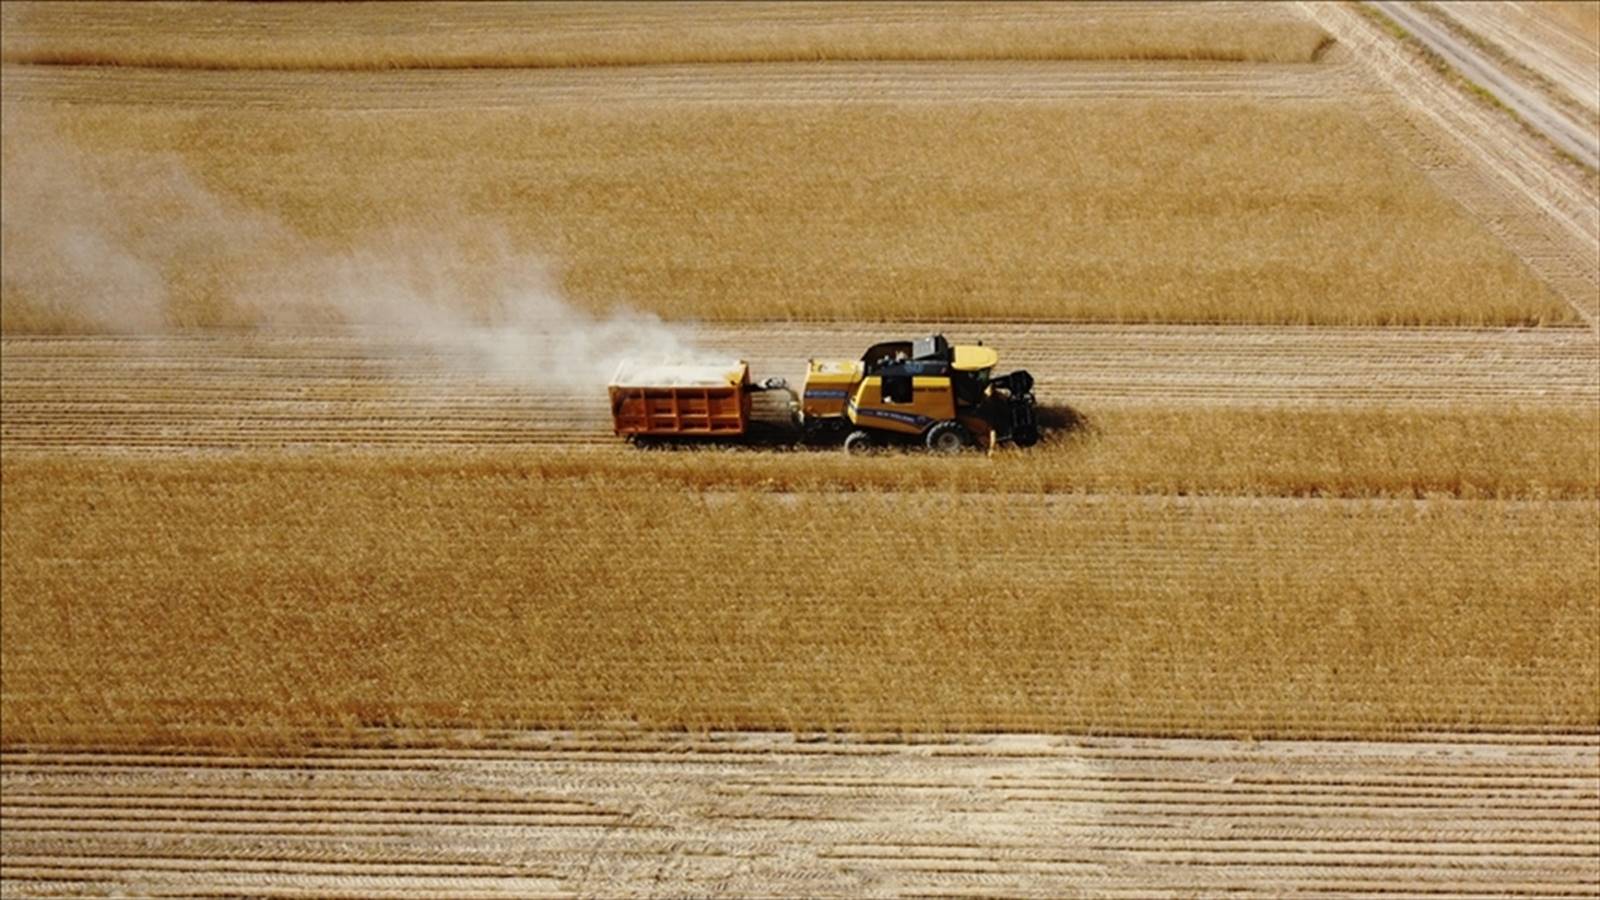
843;429;878;455
925;421;973;453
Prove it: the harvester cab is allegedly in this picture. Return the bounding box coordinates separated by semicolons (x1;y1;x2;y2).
800;334;1040;452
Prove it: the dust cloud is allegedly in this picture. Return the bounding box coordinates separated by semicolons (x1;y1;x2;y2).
260;226;720;391
0;102;284;332
0;104;723;391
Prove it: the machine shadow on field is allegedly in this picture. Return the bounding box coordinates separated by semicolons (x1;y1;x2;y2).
1036;403;1093;440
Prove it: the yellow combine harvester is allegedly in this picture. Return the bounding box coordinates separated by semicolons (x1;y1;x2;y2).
799;334;1039;452
609;334;1039;453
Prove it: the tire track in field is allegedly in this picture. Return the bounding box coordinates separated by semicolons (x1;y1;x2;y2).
3;733;1596;898
1;326;1594;452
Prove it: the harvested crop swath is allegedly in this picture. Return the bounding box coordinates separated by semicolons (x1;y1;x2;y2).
0;1;1332;69
3;333;1594;500
2;734;1595;897
2;459;1594;745
1;94;1572;329
8;327;1598;416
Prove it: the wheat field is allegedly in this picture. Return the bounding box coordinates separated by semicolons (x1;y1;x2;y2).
1;88;1574;330
18;404;1572;500
521;406;1600;499
0;1;1333;69
2;2;1598;893
2;455;1595;746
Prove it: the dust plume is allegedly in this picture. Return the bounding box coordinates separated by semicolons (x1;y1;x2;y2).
0;103;723;390
0;101;292;332
256;225;720;391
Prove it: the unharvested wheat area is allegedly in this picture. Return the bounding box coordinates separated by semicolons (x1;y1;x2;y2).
1;2;1598;897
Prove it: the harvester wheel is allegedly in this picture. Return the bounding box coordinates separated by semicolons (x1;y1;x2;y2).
1011;425;1041;448
843;429;878;455
925;421;973;453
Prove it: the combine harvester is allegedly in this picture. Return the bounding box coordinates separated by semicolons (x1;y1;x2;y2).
608;334;1039;452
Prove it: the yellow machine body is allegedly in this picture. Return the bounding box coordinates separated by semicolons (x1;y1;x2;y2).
609;334;1039;452
799;359;861;421
952;344;999;372
801;336;1012;445
845;375;991;438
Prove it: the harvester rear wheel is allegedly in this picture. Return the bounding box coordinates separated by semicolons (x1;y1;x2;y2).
925;421;973;453
843;429;879;455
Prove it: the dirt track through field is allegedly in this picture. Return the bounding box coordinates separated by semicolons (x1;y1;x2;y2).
2;326;1594;451
1372;1;1600;169
1435;1;1600;124
3;733;1596;898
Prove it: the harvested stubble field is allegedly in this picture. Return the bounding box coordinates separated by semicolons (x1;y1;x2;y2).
3;2;1599;896
3;733;1597;898
1433;1;1600;132
6;325;1597;417
2;331;1598;498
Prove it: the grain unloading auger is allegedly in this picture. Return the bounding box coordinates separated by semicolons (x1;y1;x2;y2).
608;334;1040;453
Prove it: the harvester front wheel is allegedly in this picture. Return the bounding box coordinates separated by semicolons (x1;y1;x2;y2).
843;429;878;455
925;421;973;453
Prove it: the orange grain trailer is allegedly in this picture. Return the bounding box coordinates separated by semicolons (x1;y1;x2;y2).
608;361;757;438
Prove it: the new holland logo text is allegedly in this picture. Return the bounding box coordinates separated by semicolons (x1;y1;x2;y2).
849;402;931;427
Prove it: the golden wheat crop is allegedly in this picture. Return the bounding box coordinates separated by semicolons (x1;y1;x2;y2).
0;2;1333;70
2;454;1594;746
0;0;1592;758
538;405;1600;500
1;94;1572;331
0;397;1591;499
